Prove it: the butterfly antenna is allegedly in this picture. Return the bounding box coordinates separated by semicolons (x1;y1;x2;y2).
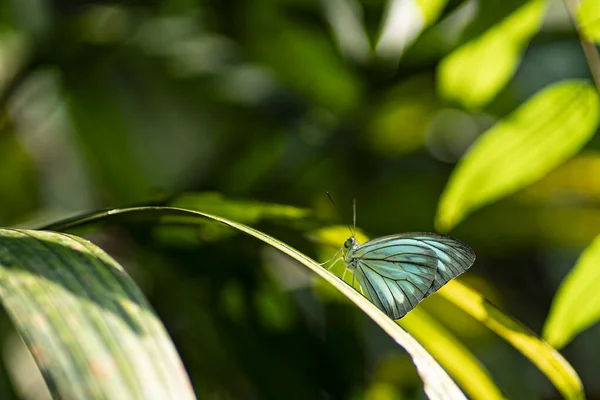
353;198;356;235
327;192;354;237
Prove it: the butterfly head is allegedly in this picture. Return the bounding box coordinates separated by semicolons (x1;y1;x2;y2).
344;237;357;249
343;236;358;266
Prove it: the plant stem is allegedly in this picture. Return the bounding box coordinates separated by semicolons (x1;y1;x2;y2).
564;0;600;91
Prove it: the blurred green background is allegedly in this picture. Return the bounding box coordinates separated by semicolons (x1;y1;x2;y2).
0;0;599;398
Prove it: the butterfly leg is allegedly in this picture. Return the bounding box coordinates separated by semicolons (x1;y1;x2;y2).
318;248;342;267
351;272;365;295
325;257;343;271
351;271;364;295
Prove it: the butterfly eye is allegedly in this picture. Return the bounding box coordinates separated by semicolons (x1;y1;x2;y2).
344;238;353;249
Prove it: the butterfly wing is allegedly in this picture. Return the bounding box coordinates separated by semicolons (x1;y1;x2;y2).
350;240;439;319
405;234;476;296
350;233;475;319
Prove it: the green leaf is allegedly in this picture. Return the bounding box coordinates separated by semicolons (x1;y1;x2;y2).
578;0;600;42
436;80;600;232
321;0;371;62
437;0;546;109
158;192;311;244
245;7;361;112
44;207;467;400
0;135;38;225
170;192;311;224
544;234;600;348
366;75;439;157
375;0;449;61
399;308;504;400
66;76;152;203
416;0;450;24
438;280;584;400
0;229;195;400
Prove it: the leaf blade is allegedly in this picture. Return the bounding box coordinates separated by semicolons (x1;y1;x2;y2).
436;80;600;232
578;0;600;43
437;0;546;109
399;307;504;400
0;229;196;400
543;234;600;348
438;280;585;400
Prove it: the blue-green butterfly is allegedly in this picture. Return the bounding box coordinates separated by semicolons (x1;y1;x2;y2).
342;233;475;320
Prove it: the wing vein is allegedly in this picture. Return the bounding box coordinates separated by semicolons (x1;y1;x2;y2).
414;239;465;267
359;266;387;309
359;244;438;259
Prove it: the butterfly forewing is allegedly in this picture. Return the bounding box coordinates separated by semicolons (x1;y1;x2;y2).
404;234;476;296
347;232;475;320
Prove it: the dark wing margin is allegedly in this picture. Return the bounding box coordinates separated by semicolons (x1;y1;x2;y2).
409;234;476;296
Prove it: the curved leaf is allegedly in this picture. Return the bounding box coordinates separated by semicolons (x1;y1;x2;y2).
436;80;600;232
245;11;361;112
0;229;196;400
321;0;371;62
66;76;153;203
544;234;600;348
399;308;504;400
416;0;449;23
439;280;584;400
437;0;546;109
578;0;600;43
44;207;467;400
159;192;311;243
376;0;449;62
170;192;311;223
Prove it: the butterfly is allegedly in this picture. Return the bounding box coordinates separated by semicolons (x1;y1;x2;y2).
342;233;476;320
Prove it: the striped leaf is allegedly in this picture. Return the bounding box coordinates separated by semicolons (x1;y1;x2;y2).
0;229;195;400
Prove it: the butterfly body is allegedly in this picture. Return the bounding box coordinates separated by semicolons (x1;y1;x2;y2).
342;233;475;320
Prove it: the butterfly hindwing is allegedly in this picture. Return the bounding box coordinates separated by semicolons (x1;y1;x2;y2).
356;259;435;294
354;265;398;317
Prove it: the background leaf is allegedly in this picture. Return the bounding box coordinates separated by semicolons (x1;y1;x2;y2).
245;7;361;113
437;0;546;109
65;76;153;203
399;308;504;400
158;192;311;243
170;192;311;223
0;229;195;400
436;80;600;232
578;0;600;43
438;280;584;400
375;0;449;62
544;234;600;348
